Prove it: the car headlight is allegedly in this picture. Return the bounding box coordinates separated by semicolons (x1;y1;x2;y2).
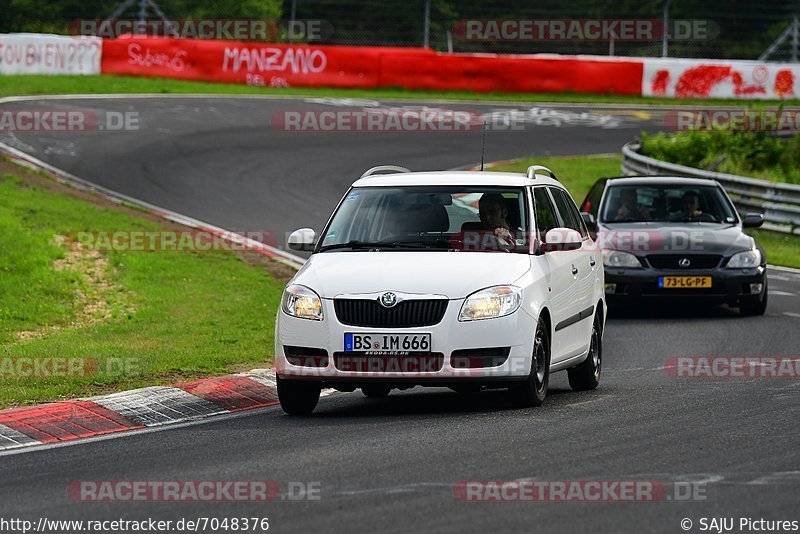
727;249;761;269
458;285;521;321
281;284;323;320
602;249;641;268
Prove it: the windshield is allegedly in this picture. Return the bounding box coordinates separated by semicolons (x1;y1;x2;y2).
318;186;529;253
600;184;738;224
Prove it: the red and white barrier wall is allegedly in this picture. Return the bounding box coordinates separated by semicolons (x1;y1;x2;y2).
642;58;799;99
99;37;645;94
2;33;800;99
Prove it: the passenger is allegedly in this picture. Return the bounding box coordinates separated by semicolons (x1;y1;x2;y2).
614;188;651;221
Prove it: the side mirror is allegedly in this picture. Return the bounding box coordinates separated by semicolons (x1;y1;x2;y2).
287;228;316;251
742;213;764;228
580;212;597;232
542;228;583;252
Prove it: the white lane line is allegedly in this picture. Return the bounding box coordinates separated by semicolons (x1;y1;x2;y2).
770;290;797;296
746;472;800;485
769;265;800;276
0;92;748;110
605;367;665;373
783;312;800;319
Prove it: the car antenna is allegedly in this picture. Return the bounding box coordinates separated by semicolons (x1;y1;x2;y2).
480;121;486;171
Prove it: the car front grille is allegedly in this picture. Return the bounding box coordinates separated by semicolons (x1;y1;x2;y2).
333;299;448;328
646;254;721;269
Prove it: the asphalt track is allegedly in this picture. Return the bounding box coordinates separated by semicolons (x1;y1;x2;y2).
1;96;799;533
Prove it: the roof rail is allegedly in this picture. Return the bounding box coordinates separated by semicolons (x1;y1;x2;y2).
526;165;559;182
360;165;412;179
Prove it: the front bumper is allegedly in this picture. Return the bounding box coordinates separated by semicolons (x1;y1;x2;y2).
604;265;766;306
275;297;537;384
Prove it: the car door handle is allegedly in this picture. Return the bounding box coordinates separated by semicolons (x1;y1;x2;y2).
590;257;596;267
571;265;578;276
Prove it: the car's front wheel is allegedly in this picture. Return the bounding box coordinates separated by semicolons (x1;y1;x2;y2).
509;317;550;407
277;377;321;415
567;314;602;391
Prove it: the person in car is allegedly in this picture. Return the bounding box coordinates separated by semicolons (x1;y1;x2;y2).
478;193;514;245
613;188;651;221
671;191;704;220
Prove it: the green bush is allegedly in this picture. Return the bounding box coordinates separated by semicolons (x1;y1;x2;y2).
640;129;799;185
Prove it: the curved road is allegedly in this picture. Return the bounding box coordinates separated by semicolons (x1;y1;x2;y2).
1;96;798;533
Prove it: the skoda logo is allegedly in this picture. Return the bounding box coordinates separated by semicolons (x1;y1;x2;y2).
678;258;691;268
379;292;397;308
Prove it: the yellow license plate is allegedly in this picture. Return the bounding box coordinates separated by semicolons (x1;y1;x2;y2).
658;276;712;289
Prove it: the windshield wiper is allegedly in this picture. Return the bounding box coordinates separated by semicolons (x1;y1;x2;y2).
390;239;454;250
319;240;422;252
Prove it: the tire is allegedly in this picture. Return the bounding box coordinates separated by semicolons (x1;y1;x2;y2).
509;317;550;408
361;385;391;398
568;314;602;391
277;377;321;415
740;278;768;316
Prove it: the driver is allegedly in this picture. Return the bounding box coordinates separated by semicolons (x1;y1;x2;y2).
671;191;703;220
478;193;514;245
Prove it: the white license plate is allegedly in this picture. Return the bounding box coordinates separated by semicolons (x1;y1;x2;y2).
344;333;431;353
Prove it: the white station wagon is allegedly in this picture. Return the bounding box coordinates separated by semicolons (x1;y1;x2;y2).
275;165;605;414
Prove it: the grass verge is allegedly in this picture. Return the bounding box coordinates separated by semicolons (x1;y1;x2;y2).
3;74;800;106
491;154;800;269
0;159;290;408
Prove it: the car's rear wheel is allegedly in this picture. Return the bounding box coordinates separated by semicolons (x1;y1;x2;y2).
567;314;602;391
361;385;391;398
277;377;321;415
740;278;768;316
509;318;550;407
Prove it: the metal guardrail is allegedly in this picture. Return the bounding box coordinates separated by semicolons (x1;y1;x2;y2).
621;142;800;236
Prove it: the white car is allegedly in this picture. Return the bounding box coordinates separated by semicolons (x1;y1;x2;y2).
275;165;605;415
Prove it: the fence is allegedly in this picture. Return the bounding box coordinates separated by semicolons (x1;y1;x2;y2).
3;0;800;59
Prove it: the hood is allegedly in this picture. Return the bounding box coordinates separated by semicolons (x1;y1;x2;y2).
291;252;532;299
597;222;754;257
